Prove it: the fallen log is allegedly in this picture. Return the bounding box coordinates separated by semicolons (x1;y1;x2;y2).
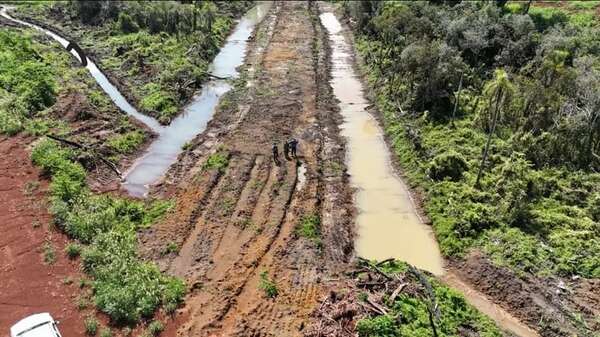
46;134;122;179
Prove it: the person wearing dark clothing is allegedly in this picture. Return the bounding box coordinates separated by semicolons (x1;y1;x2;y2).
272;142;280;165
283;141;290;160
289;138;298;158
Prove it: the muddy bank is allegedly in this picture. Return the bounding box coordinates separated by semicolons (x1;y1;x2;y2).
449;251;600;337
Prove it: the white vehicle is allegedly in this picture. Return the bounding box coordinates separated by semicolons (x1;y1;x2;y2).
10;313;62;337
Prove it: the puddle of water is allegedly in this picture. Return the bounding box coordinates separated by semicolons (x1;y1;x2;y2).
320;11;541;337
320;12;444;276
1;2;272;198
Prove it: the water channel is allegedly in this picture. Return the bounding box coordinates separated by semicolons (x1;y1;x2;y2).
320;11;539;337
1;2;272;197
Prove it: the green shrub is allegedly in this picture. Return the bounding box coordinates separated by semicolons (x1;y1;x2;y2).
147;321;164;337
297;214;320;244
107;131;145;154
65;242;82;259
30;141;186;324
84;316;98;336
140;83;177;123
356;315;397;337
117;12;139;33
428;151;468;182
203;151;229;172
259;271;278;298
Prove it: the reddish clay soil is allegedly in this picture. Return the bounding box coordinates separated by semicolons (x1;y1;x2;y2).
0;136;93;336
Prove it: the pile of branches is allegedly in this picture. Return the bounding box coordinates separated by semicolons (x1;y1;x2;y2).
304;258;440;337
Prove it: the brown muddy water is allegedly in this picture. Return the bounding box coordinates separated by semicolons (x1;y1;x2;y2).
320;10;540;337
319;12;444;276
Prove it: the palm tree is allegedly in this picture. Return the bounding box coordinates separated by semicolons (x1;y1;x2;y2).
474;69;515;188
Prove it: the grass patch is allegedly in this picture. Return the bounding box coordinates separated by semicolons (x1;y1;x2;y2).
43;241;56;265
84;316;98;336
203;151;229;172
297;214;321;244
259;271;278;298
65;242;82;259
107;130;145;154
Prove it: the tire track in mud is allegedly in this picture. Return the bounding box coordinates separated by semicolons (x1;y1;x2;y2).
142;2;357;336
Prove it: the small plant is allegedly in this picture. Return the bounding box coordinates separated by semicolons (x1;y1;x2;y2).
76;295;89;310
297;214;320;244
99;328;112;337
32;219;41;229
220;197;236;214
84;316;98;336
147;320;164;337
107;131;145;154
181;141;192;151
43;241;56;265
65;242;82;259
23;180;40;196
203;151;229;172
163;241;180;255
62;277;73;285
259;271;278;298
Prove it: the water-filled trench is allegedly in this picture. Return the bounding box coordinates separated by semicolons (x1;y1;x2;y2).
320;11;539;337
1;2;272;197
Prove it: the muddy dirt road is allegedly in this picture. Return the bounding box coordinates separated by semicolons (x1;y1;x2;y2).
141;2;354;336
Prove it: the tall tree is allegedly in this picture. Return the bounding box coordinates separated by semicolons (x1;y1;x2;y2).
475;69;515;188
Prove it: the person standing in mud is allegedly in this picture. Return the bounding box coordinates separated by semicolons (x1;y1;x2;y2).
272;142;280;165
289;138;298;158
283;140;290;160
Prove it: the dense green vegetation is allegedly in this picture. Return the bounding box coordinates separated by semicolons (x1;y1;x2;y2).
355;261;501;337
344;1;600;278
0;30;56;135
15;0;253;124
31;139;183;324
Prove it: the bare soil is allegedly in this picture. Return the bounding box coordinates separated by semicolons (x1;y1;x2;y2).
140;2;354;336
0;136;96;336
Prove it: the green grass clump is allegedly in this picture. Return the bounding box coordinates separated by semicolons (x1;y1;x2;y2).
259;271;278;298
43;241;56;265
65;242;82;259
146;321;164;337
107;131;145;154
297;214;321;244
99;328;112;337
84;316;98;336
203;151;229;172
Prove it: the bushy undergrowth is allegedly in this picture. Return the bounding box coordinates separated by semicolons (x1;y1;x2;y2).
31;139;183;324
14;1;254;124
346;1;600;278
0;31;56;135
107;130;145;154
356;261;501;337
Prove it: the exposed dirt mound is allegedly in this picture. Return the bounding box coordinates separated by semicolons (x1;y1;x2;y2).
450;250;600;337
